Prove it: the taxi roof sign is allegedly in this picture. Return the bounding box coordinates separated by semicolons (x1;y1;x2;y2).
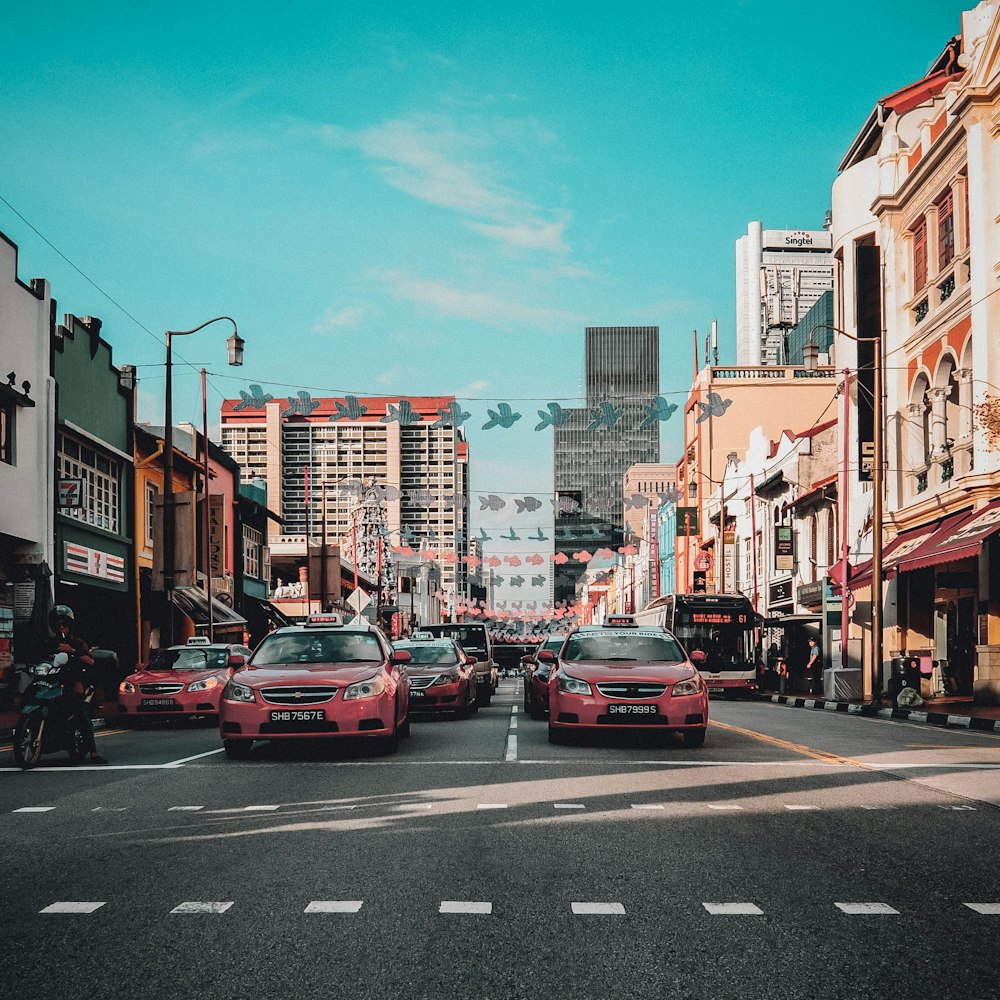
186;636;211;645
305;613;344;627
604;614;636;627
409;631;435;640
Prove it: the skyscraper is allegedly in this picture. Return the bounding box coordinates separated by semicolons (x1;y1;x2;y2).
553;326;660;601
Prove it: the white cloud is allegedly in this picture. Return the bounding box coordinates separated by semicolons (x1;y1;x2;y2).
466;218;569;253
454;379;490;398
312;306;364;333
375;368;400;386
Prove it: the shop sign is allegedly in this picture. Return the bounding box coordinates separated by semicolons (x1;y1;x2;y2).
65;542;125;583
774;525;794;571
57;478;85;508
675;507;699;536
797;581;824;607
209;494;225;578
0;637;11;670
769;578;792;606
13;582;35;620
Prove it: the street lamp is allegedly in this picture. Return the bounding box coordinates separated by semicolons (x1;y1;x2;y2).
162;316;241;647
807;322;885;706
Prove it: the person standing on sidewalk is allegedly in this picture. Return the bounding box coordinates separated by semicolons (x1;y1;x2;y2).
805;638;820;695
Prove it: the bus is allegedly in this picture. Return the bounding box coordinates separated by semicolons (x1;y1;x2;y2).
633;593;760;697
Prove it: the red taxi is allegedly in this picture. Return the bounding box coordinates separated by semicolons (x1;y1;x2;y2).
546;616;708;747
118;638;251;723
218;614;410;758
522;634;566;720
392;634;478;718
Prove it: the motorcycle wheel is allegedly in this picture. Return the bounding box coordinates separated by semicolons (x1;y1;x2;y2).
13;715;44;770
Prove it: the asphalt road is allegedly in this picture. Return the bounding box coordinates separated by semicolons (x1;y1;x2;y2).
3;680;1000;1000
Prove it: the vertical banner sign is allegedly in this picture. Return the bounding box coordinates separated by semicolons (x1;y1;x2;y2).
855;243;882;482
723;527;736;590
648;507;659;600
774;525;794;571
209;494;225;578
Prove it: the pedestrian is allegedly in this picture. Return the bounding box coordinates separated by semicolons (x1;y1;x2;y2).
766;642;779;689
48;605;108;765
806;637;820;694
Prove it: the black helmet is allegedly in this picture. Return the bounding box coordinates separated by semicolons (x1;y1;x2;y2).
49;605;75;631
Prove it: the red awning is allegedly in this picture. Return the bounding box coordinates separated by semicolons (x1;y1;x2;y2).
848;524;940;590
896;499;1000;574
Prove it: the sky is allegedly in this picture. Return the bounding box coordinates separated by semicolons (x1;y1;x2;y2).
0;0;972;599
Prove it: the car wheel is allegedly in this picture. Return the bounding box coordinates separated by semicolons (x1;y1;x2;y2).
682;728;707;749
223;739;254;759
380;730;399;755
547;724;562;745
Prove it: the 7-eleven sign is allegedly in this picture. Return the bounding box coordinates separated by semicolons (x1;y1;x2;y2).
58;478;85;508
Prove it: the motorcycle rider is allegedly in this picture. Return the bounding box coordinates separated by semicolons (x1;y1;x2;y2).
48;606;107;765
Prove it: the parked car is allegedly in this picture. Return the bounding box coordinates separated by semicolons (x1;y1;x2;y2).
546;615;708;748
218;614;410;758
421;623;496;705
523;634;567;720
392;634;478;718
118;638;252;723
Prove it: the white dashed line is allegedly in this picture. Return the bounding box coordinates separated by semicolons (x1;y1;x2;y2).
477;803;508;810
834;902;899;915
305;901;363;913
554;803;586;809
244;805;280;812
91;807;126;812
511;706;518;715
784;805;820;811
708;804;744;811
939;804;976;811
13;807;55;813
505;734;517;762
964;903;1000;914
40;902;106;914
631;804;665;810
162;748;227;767
703;903;764;915
509;717;518;730
439;901;492;914
168;806;205;812
571;902;626;915
398;803;433;811
170;902;234;914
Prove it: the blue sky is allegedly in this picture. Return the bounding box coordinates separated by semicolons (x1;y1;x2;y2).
1;0;970;588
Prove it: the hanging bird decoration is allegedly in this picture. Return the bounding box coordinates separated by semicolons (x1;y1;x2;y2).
640;396;678;427
382;400;421;425
587;401;623;431
482;403;522;430
529;527;549;541
534;402;570;431
477;527;493;542
329;395;369;421
696;392;733;423
500;527;520;542
283;391;320;417
432;401;471;428
233;385;274;411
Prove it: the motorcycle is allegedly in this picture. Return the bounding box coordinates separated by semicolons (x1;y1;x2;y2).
13;652;97;770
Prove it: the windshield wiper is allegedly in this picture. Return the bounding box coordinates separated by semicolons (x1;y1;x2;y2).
599;656;638;661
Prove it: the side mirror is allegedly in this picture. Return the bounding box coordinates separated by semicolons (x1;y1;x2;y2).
391;650;412;665
466;656;478;665
228;653;245;669
689;649;707;666
537;650;556;663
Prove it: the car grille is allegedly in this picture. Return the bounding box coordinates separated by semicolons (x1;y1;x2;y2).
139;683;184;695
260;686;339;706
595;683;667;699
408;676;437;690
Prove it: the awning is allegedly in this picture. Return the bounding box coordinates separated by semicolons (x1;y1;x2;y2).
896;499;1000;574
847;523;940;590
169;586;247;630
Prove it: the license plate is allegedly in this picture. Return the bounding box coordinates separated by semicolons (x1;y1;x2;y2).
410;690;426;698
268;710;325;722
709;687;724;694
607;703;657;715
140;698;177;707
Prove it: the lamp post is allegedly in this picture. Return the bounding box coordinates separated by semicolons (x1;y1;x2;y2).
162;317;243;647
805;324;885;705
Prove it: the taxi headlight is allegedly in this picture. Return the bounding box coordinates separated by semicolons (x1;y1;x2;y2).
556;672;591;696
672;675;704;697
430;672;460;686
223;680;255;703
343;674;387;700
119;680;136;694
188;677;219;693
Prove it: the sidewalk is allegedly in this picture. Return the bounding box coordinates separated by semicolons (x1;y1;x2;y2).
758;691;1000;732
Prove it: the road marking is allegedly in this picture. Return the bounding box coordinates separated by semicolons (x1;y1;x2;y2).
703;903;764;915
509;717;518;730
964;903;1000;914
91;807;126;812
398;803;433;810
505;734;517;762
12;807;55;813
631;804;665;810
784;804;820;811
40;901;106;914
939;804;976;810
511;706;518;715
708;804;744;811
244;805;280;811
571;902;625;915
170;902;234;914
834;902;899;915
439;901;492;914
163;748;227;767
554;803;586;809
477;803;508;810
709;719;868;767
305;901;363;913
169;806;205;812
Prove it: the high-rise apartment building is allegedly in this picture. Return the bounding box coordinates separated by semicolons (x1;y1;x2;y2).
553;326;660;601
220;397;469;595
735;223;834;366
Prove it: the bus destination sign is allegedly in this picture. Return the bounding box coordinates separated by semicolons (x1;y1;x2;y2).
689;612;736;624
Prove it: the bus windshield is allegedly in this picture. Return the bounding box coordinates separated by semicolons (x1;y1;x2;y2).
674;609;754;672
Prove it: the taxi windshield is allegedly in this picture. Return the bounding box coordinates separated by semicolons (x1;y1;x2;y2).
398;645;459;665
562;632;684;663
252;632;383;665
147;648;220;671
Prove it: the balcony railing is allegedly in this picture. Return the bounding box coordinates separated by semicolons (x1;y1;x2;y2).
914;298;930;323
939;273;956;302
941;457;954;482
916;470;928;494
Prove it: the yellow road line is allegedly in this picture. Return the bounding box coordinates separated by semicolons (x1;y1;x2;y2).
709;718;868;768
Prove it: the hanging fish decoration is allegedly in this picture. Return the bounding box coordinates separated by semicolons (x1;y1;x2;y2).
479;495;506;511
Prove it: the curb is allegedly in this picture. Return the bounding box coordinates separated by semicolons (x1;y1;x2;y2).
760;694;1000;733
